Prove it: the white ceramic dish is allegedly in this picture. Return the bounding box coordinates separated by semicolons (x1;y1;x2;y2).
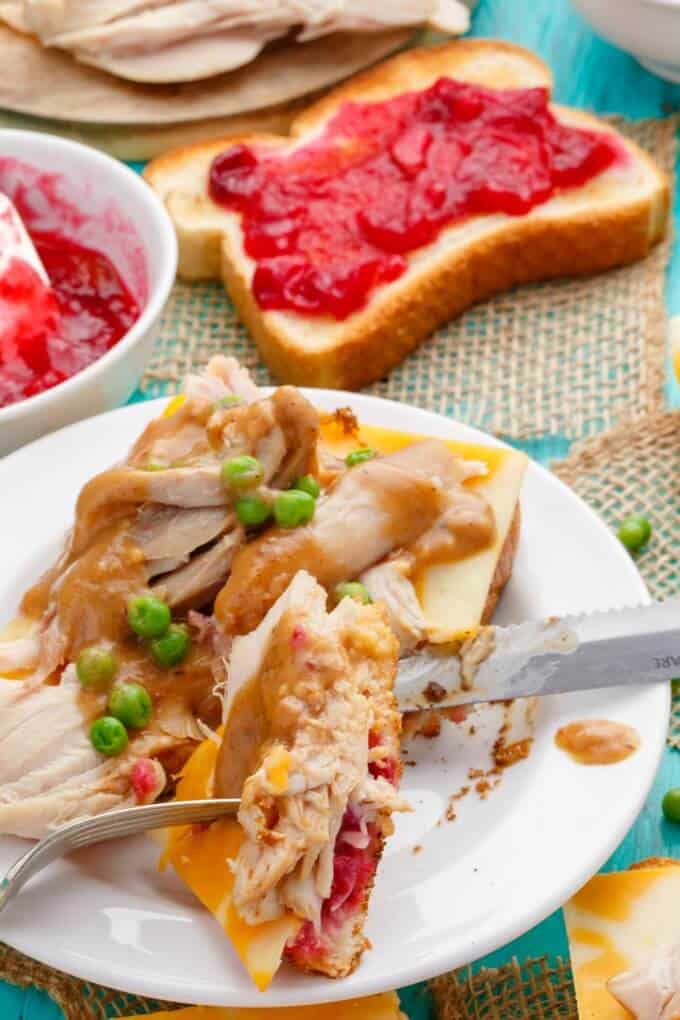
0;393;668;1007
0;130;177;456
572;0;680;82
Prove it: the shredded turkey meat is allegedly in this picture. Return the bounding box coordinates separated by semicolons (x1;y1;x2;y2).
0;665;176;838
215;570;404;928
0;1;469;82
0;358;320;837
15;357;318;680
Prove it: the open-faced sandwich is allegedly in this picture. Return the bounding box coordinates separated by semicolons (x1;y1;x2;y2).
0;356;526;985
147;39;669;389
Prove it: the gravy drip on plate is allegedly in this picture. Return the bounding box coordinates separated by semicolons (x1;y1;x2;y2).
555;719;640;765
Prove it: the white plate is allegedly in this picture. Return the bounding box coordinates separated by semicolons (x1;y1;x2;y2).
0;393;668;1008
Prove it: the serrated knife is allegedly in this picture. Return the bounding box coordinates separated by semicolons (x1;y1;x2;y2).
395;597;680;711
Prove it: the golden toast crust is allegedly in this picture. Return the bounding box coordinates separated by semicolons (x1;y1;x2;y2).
146;40;670;389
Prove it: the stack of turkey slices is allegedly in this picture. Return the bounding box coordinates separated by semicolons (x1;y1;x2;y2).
0;3;468;158
0;1;468;83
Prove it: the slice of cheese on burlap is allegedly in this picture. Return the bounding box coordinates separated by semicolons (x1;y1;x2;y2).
564;861;680;1020
125;991;406;1019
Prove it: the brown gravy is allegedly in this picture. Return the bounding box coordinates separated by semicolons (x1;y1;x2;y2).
555;719;640;765
129;399;216;469
409;488;496;575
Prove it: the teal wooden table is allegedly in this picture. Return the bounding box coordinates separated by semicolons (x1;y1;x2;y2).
3;1;679;1015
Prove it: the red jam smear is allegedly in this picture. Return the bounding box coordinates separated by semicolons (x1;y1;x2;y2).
286;740;400;967
210;80;623;320
0;165;141;409
286;805;379;966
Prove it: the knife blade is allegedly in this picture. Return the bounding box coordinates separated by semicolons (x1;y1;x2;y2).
395;597;680;712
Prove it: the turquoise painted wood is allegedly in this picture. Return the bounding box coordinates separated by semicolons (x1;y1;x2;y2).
2;1;679;1015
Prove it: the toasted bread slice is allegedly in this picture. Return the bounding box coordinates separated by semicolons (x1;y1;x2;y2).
146;39;670;390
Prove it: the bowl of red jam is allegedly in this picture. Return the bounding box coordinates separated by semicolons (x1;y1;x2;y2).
0;131;177;456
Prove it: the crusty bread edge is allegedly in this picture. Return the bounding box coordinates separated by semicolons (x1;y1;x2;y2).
288;39;553;138
482;502;521;625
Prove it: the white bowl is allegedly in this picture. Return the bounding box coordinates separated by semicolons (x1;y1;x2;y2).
572;0;680;82
0;130;177;456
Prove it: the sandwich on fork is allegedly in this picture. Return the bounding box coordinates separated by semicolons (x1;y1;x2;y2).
162;570;405;987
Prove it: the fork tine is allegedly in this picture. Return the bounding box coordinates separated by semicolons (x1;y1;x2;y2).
0;798;240;914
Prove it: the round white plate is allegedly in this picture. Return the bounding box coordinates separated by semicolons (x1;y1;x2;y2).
0;393;668;1007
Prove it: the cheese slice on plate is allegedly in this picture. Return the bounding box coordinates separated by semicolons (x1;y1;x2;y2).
564;862;680;1020
318;418;527;640
159;415;526;990
124;990;406;1019
159;736;300;993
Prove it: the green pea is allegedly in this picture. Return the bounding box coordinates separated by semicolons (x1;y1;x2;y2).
143;461;168;472
90;716;129;757
76;646;117;690
346;448;376;468
151;623;191;668
221;455;265;491
292;475;321;499
108;682;153;729
662;788;680;823
335;581;372;605
235;494;272;528
618;514;652;553
216;394;243;409
127;595;171;639
273;490;316;529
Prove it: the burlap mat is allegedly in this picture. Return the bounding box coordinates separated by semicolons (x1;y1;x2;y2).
553;407;680;746
552;408;680;603
430;957;577;1020
143;115;676;443
0;943;176;1018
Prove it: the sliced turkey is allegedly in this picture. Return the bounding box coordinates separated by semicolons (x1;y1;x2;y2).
2;1;470;83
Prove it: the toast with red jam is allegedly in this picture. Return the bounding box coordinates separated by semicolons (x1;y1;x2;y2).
146;39;669;390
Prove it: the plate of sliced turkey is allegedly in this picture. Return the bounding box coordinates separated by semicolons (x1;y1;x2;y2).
0;357;667;1006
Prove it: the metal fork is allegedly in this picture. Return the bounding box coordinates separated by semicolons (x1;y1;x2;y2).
0;798;240;915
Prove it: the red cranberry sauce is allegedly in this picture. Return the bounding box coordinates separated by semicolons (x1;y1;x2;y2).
0;164;140;409
209;79;622;320
286;731;400;967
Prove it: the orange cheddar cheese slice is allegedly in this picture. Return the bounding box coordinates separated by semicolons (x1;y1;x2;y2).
161;737;300;992
564;863;680;1020
125;990;407;1019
